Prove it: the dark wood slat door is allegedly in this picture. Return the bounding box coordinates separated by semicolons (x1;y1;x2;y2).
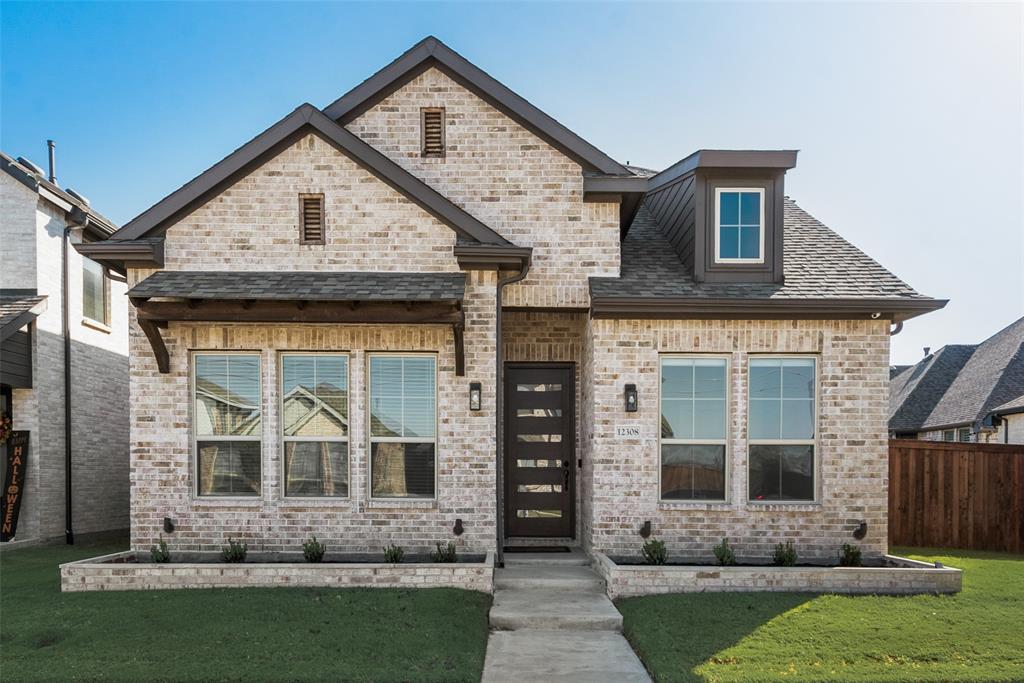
505;364;574;538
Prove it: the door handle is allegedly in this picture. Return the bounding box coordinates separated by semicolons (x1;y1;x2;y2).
563;462;569;489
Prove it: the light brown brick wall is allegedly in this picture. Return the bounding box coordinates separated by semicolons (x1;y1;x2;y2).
581;318;891;562
347;67;620;307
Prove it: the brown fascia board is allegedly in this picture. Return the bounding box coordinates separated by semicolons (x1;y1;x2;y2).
0;297;48;342
647;150;799;194
453;244;532;270
322;36;631;177
589;295;947;322
110;103;511;247
74;239;164;275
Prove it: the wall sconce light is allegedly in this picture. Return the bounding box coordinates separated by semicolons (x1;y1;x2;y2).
163;517;175;534
853;521;867;540
639;520;652;539
624;383;638;412
469;382;482;411
453;518;465;536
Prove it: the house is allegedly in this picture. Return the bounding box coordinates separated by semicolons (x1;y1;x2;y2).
82;36;943;564
0;149;130;544
889;316;1024;444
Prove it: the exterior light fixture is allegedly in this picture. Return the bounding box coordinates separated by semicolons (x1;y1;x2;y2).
163;517;175;534
453;518;464;536
853;521;867;540
469;382;482;411
624;383;638;412
639;520;652;539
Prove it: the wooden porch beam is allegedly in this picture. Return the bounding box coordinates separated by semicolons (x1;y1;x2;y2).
132;299;463;325
137;318;170;373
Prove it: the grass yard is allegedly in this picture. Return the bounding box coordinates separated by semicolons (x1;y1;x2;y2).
0;541;491;683
618;548;1024;683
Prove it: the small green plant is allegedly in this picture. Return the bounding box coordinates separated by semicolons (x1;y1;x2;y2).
773;540;797;566
839;543;863;567
641;538;667;565
303;536;326;563
713;538;736;566
383;543;405;563
430;541;457;563
150;535;170;563
221;537;248;563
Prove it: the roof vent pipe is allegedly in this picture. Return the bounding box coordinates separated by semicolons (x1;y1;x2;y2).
923;347;931;357
47;139;56;184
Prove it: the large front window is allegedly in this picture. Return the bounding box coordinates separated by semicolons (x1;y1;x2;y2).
660;357;728;501
716;189;764;263
193;353;262;496
369;355;436;499
748;357;816;502
281;354;348;497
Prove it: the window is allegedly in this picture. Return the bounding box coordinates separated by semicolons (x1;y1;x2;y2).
957;427;971;443
369;355;436;498
715;188;764;263
942;429;955;442
299;194;325;244
421;108;445;158
193;353;262;497
660;357;728;501
281;354;348;497
748;357;816;502
82;257;109;325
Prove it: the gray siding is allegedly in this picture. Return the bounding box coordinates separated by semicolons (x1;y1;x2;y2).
1;329;32;388
643;173;696;273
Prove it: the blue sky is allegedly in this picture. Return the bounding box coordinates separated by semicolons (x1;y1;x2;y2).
2;1;1021;364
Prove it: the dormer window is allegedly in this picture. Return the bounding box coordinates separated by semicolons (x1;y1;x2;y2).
715;188;764;263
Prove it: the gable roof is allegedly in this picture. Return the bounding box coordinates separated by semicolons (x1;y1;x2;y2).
322;36;631;177
889;345;977;433
110;103;511;246
990;394;1024;417
590;200;945;321
0;294;48;341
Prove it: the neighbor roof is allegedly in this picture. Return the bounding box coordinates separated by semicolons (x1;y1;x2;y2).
0;294;47;341
889;345;977;433
127;271;466;303
990;394;1024;418
590;200;944;320
110;104;511;247
322;36;632;177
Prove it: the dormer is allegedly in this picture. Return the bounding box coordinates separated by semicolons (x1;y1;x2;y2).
644;150;797;284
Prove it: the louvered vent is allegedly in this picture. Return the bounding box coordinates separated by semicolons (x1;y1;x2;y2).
421;108;445;158
300;195;325;244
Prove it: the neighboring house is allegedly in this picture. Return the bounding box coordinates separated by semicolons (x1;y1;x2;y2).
83;36;943;563
0;151;130;544
889;316;1024;443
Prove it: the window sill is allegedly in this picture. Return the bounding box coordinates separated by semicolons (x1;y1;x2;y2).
745;501;821;512
278;497;352;508
191;498;264;507
81;318;111;334
364;499;438;511
658;501;733;511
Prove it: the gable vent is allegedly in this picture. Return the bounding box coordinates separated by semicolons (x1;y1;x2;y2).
300;194;325;244
421;107;445;158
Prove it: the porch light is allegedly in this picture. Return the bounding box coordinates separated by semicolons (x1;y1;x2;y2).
163;517;175;534
469;382;482;411
639;520;652;539
853;521;867;540
453;519;464;536
624;384;638;412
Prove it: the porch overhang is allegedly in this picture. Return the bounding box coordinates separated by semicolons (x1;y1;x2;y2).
128;271;467;375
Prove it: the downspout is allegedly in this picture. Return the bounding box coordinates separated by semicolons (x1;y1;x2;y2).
62;224;74;545
494;255;531;568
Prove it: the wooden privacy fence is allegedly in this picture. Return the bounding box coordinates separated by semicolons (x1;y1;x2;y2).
889;439;1024;553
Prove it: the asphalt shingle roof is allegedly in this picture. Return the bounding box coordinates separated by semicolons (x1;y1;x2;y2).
0;295;47;340
991;394;1024;416
590;199;931;301
889;345;977;433
128;271;466;302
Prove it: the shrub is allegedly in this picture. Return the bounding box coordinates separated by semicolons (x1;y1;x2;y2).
221;537;248;563
150;535;170;563
303;536;326;563
839;543;863;567
773;540;797;566
713;538;736;566
641;538;667;565
383;544;405;563
430;541;457;563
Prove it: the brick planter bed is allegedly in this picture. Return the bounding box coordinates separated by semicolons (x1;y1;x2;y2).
60;551;494;593
591;552;962;598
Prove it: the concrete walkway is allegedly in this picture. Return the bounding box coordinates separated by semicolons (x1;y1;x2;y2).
481;550;651;683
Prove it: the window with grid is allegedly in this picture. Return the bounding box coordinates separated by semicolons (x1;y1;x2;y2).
194;353;262;497
299;194;325;244
421;108;445;158
281;354;348;497
660;357;728;501
748;357;816;502
957;427;971;443
716;188;764;262
369;355;436;499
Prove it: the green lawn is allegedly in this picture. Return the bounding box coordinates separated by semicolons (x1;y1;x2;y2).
0;541;491;683
618;548;1024;683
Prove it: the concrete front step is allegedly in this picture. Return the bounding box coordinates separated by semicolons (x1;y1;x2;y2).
489;587;623;631
481;630;652;683
495;565;605;591
502;548;590;567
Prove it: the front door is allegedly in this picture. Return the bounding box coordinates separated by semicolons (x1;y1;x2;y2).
505;364;574;538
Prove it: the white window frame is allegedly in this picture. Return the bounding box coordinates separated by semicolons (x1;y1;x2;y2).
366;352;439;501
714;187;765;264
279;352;350;499
191;351;263;499
658;354;731;504
747;354;819;504
81;256;110;327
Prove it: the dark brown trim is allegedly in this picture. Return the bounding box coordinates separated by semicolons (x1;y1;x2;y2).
0;299;47;342
583;176;648;194
73;239;164;275
111;104;512;247
298;193;326;245
420;107;446;158
453;244;532;270
137;319;170;373
322;36;630;176
647;150;798;194
589;295;948;322
132;298;464;325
